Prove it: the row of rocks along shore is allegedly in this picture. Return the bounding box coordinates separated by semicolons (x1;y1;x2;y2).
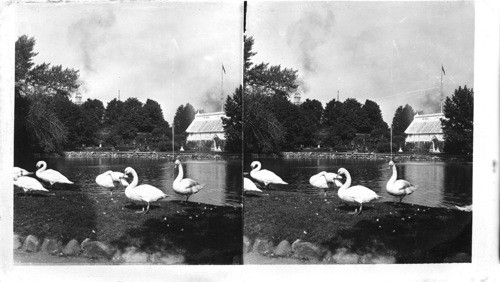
243;236;397;264
14;234;184;264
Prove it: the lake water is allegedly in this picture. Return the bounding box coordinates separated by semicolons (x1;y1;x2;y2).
22;158;243;207
244;158;472;209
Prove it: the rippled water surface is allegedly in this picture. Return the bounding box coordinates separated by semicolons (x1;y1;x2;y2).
244;158;472;208
27;158;243;207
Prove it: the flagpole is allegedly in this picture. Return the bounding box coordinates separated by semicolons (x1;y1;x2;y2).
440;67;443;113
221;63;224;112
390;126;393;160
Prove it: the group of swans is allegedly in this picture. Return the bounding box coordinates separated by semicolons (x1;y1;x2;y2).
96;159;203;214
13;160;204;215
244;160;419;215
12;161;74;197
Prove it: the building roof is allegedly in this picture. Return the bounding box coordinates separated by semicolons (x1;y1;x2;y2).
185;112;226;134
404;113;445;135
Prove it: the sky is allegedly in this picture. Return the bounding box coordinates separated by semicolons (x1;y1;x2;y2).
247;1;474;124
16;2;243;123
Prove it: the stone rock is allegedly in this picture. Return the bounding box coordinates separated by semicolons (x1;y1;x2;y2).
41;238;63;254
63;239;81;256
251;238;273;255
331;247;360;264
82;241;113;259
444;252;471;263
243;236;251;253
274;240;292;257
22;235;40;252
149;252;185;264
291;239;324;261
13;234;22;250
122;247;149;263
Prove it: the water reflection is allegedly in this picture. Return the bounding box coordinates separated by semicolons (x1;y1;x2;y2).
243;158;472;208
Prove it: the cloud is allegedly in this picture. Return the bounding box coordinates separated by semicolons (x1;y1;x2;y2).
286;7;335;74
68;9;116;73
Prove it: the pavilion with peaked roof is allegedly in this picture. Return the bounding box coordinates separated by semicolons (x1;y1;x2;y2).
404;113;445;153
185;111;226;151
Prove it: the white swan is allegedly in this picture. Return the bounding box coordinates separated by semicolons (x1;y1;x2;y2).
13;171;49;196
173;160;204;202
337;168;381;215
123;167;168;214
309;171;329;189
95;170;129;195
244;177;262;193
325;172;343;187
250;161;288;188
386;161;417;203
13;166;33;176
36;161;73;187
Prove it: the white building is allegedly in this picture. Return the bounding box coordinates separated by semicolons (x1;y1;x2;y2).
185;112;226;150
404;113;445;152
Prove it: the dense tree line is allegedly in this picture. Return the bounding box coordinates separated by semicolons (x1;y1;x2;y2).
223;36;392;154
14;35;183;156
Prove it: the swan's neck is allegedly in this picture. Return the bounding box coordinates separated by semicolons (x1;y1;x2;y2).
388;165;397;185
252;162;261;173
339;171;352;193
38;162;46;173
125;170;138;194
174;164;183;184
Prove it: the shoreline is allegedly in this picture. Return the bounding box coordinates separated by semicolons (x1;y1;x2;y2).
35;150;471;163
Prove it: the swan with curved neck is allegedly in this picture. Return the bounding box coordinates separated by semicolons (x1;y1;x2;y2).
310;171;342;196
250;161;287;188
173;160;204;202
95;170;129;195
337;168;381;215
13;171;49;197
386;161;417;203
36;161;73;187
123;167;168;214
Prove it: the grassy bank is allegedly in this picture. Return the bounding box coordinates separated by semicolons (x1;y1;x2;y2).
14;189;242;264
244;190;471;263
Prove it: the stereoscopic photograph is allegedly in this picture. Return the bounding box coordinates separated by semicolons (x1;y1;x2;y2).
243;1;473;264
6;0;483;271
13;2;243;265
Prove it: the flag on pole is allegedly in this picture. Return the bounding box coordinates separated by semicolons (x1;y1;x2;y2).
441;65;445;75
222;63;226;74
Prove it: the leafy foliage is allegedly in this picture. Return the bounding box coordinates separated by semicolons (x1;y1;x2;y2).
442;86;474;155
222;87;243;153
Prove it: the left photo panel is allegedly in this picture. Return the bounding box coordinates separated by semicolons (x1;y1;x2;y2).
13;2;243;265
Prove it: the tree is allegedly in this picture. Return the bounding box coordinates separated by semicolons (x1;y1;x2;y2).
391;104;415;136
299;99;324;147
14;35;80;155
360;99;386;134
442;85;473;155
173;103;196;147
173;103;196;134
141;99;166;132
222;86;243;153
244;36;257;70
104;99;125;126
82;99;105;126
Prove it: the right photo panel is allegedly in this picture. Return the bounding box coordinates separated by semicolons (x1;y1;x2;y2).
243;1;474;264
